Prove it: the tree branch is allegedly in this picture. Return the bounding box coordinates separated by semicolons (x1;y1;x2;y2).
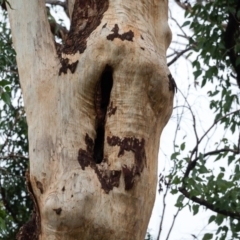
166;209;180;240
8;0;57;87
167;47;193;66
179;187;240;220
157;177;171;240
174;0;192;11
0;154;29;161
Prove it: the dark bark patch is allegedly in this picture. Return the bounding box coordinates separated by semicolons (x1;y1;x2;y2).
58;0;109;75
94;168;121;193
107;101;117;117
141;35;144;40
59;59;79;76
107;24;134;42
35;180;43;194
78;134;121;193
107;136;146;190
62;0;109;55
168;73;177;93
102;23;107;28
16;171;40;240
140;47;145;51
53;208;62;215
122;166;136;190
62;186;65;192
107;136;146;171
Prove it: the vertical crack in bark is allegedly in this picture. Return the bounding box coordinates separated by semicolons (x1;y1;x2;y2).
94;65;113;163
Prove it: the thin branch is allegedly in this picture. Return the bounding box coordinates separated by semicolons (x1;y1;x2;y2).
174;0;193;11
165;209;180;240
190;109;240;161
169;10;188;38
167;47;193;66
0;154;29;161
177;34;191;40
182;110;240;179
179;187;240;220
157;180;170;240
178;88;199;157
184;147;239;179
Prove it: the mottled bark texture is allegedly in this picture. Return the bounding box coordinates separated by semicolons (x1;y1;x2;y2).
8;0;173;239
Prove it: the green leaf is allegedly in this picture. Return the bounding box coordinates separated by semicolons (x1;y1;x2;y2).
171;152;180;160
170;189;178;194
202;233;213;240
215;214;224;226
182;20;191;27
175;194;185;208
1;91;11;105
180;142;185;151
208;215;216;224
0;80;10;87
192;204;199;215
193;69;202;79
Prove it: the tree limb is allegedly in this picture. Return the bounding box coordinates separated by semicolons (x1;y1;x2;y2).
179;187;240;220
167;47;193;66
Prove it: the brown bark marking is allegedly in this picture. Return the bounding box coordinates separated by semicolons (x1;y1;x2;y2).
122;166;136;190
107;24;134;42
78;134;121;193
78;134;93;170
58;0;109;75
53;208;62;215
16;171;40;240
59;59;79;75
94;168;121;194
107;101;117;117
168;73;177;93
107;136;146;190
63;0;109;55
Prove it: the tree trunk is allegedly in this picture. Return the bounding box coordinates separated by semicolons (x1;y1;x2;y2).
8;0;174;239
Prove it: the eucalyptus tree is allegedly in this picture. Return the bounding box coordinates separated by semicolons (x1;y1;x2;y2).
7;0;174;239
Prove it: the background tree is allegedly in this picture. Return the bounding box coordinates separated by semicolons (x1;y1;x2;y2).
155;0;240;239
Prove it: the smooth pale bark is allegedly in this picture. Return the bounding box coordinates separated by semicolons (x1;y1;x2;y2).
8;0;174;239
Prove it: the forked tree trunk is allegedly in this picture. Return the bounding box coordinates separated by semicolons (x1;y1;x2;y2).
8;0;174;239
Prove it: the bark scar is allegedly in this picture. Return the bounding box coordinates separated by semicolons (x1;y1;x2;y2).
107;24;134;42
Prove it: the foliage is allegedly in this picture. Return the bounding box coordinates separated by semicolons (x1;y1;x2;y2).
166;0;240;239
0;9;30;239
